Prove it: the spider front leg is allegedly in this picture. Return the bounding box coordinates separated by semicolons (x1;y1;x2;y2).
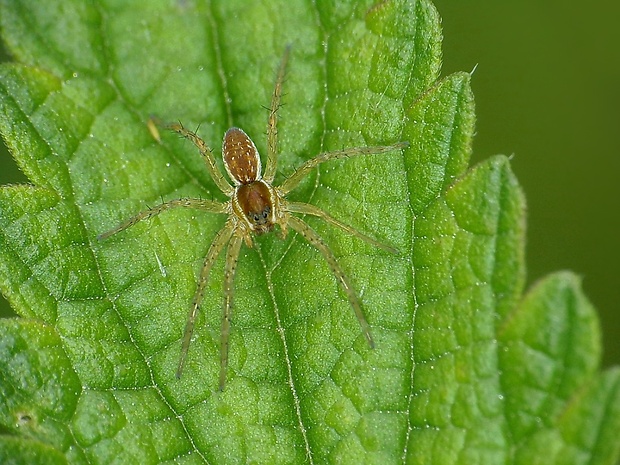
264;45;291;184
167;122;235;197
287;215;375;348
279;141;409;195
98;198;227;240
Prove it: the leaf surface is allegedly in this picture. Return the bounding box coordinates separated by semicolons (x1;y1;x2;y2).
0;1;618;464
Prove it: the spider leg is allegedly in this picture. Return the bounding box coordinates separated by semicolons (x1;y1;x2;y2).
263;45;291;184
167;122;235;197
219;232;243;390
98;198;227;240
287;215;374;348
177;221;235;379
285;201;399;254
279;141;409;195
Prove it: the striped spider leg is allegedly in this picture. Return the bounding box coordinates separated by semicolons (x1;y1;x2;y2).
98;47;408;390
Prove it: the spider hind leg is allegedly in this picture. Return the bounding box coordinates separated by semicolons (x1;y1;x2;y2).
287;215;375;348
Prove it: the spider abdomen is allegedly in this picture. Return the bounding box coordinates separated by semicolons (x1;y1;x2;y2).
222;127;262;185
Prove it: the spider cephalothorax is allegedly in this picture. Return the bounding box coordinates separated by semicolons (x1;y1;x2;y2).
99;48;408;389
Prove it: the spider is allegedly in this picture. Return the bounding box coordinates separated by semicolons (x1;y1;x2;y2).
98;48;408;390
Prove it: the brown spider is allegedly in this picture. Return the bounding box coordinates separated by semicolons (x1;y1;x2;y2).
98;48;408;390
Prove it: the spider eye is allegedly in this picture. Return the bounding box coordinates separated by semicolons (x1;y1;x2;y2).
252;207;271;225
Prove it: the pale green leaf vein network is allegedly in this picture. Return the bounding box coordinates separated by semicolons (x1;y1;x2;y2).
0;71;62;191
198;1;316;462
204;0;234;129
199;2;313;461
54;2;222;462
82;74;212;465
20;6;213;459
3;0;440;460
0;82;105;322
255;240;314;461
1;0;619;464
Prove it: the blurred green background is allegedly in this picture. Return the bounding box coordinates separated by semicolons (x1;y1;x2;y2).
0;2;618;367
433;0;620;367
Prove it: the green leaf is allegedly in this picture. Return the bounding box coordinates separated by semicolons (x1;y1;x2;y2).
0;1;618;464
